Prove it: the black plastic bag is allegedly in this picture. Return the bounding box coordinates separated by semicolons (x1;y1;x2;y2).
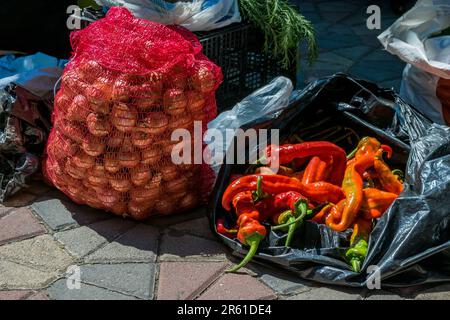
0;83;53;201
207;73;450;287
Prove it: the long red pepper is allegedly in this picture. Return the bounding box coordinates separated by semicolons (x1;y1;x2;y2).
302;156;333;184
222;174;344;211
374;149;404;195
326;153;375;231
265;142;346;185
226;191;267;273
360;188;398;219
266;191;311;247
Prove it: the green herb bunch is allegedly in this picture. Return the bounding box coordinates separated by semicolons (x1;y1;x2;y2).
238;0;318;69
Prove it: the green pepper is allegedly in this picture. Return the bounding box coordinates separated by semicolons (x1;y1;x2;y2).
345;218;372;272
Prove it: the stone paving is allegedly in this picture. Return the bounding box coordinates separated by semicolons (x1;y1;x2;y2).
1;0;450;300
294;0;405;92
1;182;450;300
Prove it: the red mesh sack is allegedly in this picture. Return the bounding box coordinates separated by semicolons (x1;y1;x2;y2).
43;7;222;220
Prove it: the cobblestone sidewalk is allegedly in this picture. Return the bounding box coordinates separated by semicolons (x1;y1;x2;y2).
295;0;405;91
1;182;449;300
1;0;450;301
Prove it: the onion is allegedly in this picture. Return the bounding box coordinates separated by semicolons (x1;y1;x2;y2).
168;115;192;131
107;131;124;148
130;183;161;203
186;91;205;114
55;93;71;114
62;70;85;94
160;165;179;181
140;147;160;165
84;86;105;105
104;154;121;173
110;201;127;216
73;150;95;169
191;111;207;122
93;77;113;101
65;158;86;179
154;199;174;215
164;177;188;194
91;101;110;115
158;139;179;156
87;164;109;187
58;120;85;144
111;76;130;102
97;189;120;207
86;113;111;136
128;201;153;220
130;165;152;186
163;89;187;116
109;175;132;193
77;60;103;80
191;63;216;93
117;146;140;168
66;183;85;203
136;112;168;135
112;103;137;132
83;190;105;209
49;132;78;160
179;192;199;209
82;136;105;157
171;74;187;90
66;94;90;122
82;179;101;193
131;130;153;149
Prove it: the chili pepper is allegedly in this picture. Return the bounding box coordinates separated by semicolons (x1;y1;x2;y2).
361;188;398;219
347;137;381;160
326;153;375;232
325;199;346;224
271;199;309;247
232;191;260;220
362;169;378;181
222;174;345;211
302;156;333;184
345;217;372;272
312;203;333;223
265;141;346;185
374;149;404;195
226;192;267;273
216;218;237;238
266;192;311;247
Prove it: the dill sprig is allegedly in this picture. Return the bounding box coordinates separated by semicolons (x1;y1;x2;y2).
238;0;318;69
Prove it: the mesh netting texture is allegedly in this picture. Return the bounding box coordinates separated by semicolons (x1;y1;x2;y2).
43;7;222;220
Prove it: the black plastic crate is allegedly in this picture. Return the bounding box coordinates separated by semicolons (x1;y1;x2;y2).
78;8;297;111
197;23;297;111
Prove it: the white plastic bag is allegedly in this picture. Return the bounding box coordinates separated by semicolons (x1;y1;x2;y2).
378;0;450;125
95;0;241;31
206;76;293;174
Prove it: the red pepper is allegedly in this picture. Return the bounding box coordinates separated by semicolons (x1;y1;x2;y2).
312;203;333;224
326;153;375;231
216;218;237;238
374;149;404;195
225;192;267;273
221;174;345;211
265;142;346;185
302;156;333;184
268;191;311;247
361;188;398;219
